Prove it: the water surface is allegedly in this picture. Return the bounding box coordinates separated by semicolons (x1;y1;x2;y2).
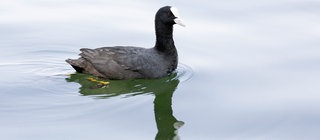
1;0;320;139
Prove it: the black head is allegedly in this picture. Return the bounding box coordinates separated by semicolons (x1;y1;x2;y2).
155;6;185;27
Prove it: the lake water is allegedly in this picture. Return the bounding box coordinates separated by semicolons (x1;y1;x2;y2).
1;0;320;139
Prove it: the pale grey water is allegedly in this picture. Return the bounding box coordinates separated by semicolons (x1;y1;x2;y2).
1;0;320;140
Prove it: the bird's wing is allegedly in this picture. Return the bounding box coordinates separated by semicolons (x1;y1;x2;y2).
79;46;149;79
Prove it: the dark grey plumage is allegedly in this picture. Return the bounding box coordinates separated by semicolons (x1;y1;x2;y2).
66;6;184;79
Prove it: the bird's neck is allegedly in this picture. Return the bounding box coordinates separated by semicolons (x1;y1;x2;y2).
154;23;176;53
154;23;178;73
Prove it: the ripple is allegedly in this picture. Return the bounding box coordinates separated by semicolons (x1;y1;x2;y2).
0;49;75;79
176;63;193;83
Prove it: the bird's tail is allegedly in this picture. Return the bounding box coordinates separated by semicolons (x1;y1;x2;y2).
66;58;85;73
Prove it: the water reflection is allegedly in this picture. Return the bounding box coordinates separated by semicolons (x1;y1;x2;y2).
66;73;184;140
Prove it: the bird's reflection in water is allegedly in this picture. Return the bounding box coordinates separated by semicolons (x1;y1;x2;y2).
66;73;184;140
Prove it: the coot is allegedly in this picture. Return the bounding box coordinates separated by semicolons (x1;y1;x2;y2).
66;6;185;79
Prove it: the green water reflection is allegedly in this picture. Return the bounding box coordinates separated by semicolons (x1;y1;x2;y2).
66;73;184;140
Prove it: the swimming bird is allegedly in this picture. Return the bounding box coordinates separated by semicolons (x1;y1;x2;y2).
66;6;185;79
